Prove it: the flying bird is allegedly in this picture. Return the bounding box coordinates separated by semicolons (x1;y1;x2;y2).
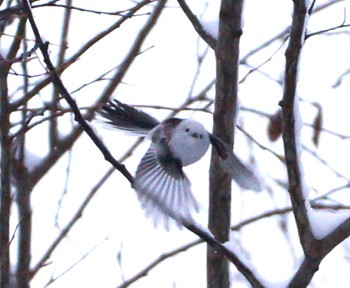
99;99;263;228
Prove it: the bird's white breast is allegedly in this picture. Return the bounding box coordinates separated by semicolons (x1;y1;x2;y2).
169;119;210;166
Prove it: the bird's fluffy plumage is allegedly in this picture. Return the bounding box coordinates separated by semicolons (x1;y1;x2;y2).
134;144;198;229
99;100;263;228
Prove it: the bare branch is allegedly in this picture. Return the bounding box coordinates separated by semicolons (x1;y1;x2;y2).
0;60;12;288
116;239;201;288
280;0;315;254
119;199;350;288
20;0;172;274
32;1;155;16
306;8;350;39
281;1;350;286
11;0;153;110
236;124;285;163
240;0;345;64
177;0;216;49
30;138;142;278
20;0;167;185
43;236;109;287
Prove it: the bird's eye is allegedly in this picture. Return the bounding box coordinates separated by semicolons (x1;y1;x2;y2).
185;128;190;132
200;134;203;139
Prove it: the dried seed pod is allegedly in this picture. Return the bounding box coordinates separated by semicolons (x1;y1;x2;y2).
268;109;282;141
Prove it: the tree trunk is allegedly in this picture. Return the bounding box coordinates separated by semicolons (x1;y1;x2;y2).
207;1;244;287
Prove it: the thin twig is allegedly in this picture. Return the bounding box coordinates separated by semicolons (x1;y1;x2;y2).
236;125;285;163
22;0;162;184
32;1;156;16
306;8;350;39
11;0;153;110
30;138;143;278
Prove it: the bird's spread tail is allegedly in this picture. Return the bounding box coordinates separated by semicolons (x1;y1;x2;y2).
221;151;264;192
210;134;264;191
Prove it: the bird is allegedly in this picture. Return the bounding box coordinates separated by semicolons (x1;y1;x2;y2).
99;99;263;228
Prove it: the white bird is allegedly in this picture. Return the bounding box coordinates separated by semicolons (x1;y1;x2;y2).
99;100;263;228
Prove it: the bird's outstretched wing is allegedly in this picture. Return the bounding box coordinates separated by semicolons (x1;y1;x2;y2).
133;143;199;229
209;134;264;192
99;99;160;136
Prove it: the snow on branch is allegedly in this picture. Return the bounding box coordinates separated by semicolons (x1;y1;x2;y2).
177;0;217;49
281;0;350;287
281;0;314;252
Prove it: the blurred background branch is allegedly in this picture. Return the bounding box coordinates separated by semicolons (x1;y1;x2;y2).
0;0;349;287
